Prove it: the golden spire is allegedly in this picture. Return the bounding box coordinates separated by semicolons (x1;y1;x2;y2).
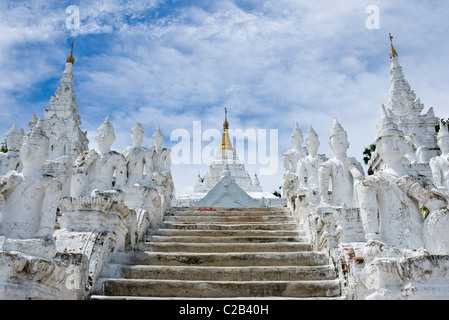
389;33;398;58
223;107;229;130
220;107;233;151
67;38;75;64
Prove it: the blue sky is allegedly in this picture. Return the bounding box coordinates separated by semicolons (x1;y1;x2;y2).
1;0;449;196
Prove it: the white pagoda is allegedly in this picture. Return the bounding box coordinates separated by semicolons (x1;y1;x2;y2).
28;39;89;197
369;34;441;177
193;108;262;194
174;109;284;207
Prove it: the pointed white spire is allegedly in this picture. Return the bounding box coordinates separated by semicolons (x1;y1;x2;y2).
292;122;302;138
7;123;18;136
153;124;163;138
380;103;388;119
6;123;25;152
376;104;404;142
386;34;424;117
305;124;318;140
98;116;115;136
28;119;49;142
426;107;435;118
330;118;347;138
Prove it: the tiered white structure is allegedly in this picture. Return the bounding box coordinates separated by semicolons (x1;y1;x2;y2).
43;42;89;161
174;109;284;207
369;34;440;177
29;40;90;198
193;111;262;195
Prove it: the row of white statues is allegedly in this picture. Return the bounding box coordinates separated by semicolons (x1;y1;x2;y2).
0;117;173;241
283;105;449;255
0;112;174;299
0;49;176;299
283;119;365;208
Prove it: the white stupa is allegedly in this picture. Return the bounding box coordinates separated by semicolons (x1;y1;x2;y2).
174;109;285;207
369;34;441;177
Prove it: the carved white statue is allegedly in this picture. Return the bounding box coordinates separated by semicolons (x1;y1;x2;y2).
122;123;154;187
357;105;448;251
297;125;327;191
430;124;449;197
283;122;307;174
282;123;307;202
148;125;174;209
70;117;126;199
318;118;364;207
151;124;171;173
150;125;172;188
120;123;162;223
0;124;24;175
0;121;62;239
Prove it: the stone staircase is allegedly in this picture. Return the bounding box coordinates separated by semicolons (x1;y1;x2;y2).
91;207;342;299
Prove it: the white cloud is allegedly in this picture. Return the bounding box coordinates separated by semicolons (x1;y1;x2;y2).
1;0;448;196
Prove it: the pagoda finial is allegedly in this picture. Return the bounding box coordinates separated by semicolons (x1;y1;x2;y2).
67;38;75;64
223;107;229;130
389;33;398;58
220;107;233;151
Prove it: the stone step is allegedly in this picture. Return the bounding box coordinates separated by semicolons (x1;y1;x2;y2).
106;264;337;281
166;207;290;215
147;235;308;243
140;242;312;253
165;211;292;218
159;222;298;230
99;278;341;298
148;228;305;237
112;251;329;267
163;215;294;223
91;207;342;300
